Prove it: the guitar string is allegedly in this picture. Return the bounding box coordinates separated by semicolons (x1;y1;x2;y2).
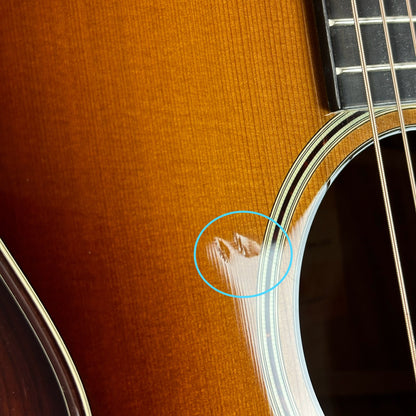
379;0;416;210
351;0;416;384
405;0;416;55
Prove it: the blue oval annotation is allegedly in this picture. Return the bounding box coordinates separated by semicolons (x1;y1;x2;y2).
193;210;293;298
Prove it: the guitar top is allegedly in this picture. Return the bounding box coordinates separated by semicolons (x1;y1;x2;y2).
1;0;415;415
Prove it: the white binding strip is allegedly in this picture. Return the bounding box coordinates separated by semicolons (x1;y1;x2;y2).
336;61;416;75
0;239;92;416
329;15;416;26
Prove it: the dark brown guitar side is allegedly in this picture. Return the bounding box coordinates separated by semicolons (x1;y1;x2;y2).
0;242;90;415
0;260;67;415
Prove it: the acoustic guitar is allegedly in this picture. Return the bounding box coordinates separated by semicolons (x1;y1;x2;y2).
1;0;416;414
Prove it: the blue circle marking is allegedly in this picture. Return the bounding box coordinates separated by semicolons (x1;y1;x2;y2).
193;210;293;298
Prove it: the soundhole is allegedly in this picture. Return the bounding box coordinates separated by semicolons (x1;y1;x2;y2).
300;129;416;414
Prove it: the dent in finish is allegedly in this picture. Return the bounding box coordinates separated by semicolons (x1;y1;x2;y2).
207;234;261;297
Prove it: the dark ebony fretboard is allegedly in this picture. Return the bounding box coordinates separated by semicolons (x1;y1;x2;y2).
315;0;416;110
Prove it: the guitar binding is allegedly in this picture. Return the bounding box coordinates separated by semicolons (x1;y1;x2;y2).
0;240;91;416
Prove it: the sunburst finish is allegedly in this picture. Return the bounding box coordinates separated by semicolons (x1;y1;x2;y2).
0;0;415;414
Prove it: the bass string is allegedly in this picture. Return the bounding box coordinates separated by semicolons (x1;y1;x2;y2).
406;0;416;55
350;0;416;384
379;0;416;211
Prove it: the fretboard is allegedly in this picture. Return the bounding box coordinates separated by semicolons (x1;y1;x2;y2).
315;0;416;110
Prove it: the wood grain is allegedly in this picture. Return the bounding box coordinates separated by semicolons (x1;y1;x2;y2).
0;0;410;414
